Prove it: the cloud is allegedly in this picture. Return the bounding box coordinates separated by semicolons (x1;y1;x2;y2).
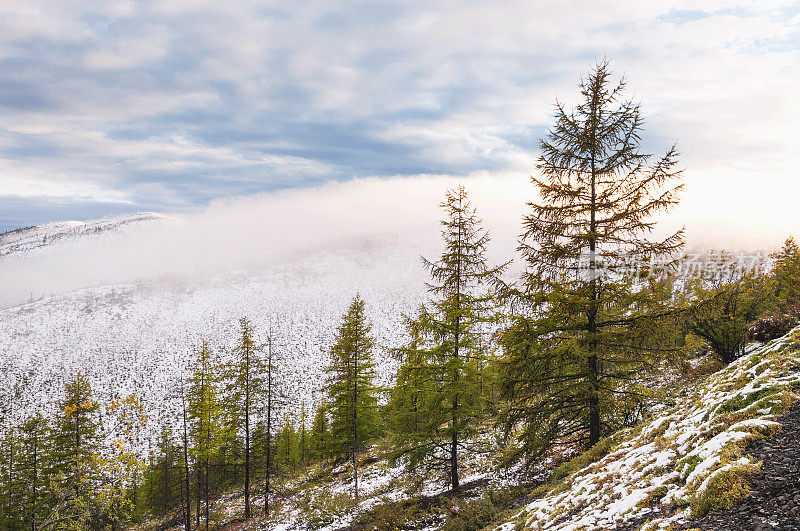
0;172;530;306
4;169;797;309
0;0;797;234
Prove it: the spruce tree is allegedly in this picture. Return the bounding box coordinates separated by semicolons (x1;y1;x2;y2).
325;295;382;499
500;60;684;458
390;185;505;490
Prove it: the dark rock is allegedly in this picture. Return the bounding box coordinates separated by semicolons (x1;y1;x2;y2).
676;403;800;530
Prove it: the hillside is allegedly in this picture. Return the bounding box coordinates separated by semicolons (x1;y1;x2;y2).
0;212;165;258
3;213;797;531
496;328;800;530
0;214;430;450
133;327;800;530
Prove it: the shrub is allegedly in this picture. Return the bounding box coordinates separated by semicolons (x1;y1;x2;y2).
715;388;776;416
747;301;800;343
551;432;622;482
301;487;357;527
442;492;498;531
689;462;759;517
638;485;669;508
686;273;774;364
357;497;423;530
677;455;702;478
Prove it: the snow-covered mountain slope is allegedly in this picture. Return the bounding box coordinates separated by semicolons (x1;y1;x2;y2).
496;328;800;530
0;214;431;452
0;212;165;257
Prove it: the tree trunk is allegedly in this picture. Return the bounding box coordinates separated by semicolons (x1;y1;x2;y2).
450;209;462;491
30;438;37;531
181;384;192;531
244;349;251;519
352;339;359;500
195;464;201;529
587;93;601;448
264;336;273;518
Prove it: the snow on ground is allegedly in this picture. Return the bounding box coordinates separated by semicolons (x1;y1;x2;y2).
154;427;534;531
0;212;165;257
0;228;429;452
496;329;800;530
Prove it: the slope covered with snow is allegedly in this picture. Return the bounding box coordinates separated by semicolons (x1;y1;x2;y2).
496;328;800;530
0;212;165;257
0;214;432;452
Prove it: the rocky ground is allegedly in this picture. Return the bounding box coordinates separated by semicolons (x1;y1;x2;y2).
678;401;800;531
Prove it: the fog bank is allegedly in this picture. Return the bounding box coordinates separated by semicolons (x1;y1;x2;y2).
2;172;796;307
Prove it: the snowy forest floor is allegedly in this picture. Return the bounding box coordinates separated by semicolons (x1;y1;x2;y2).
135;328;800;531
675;402;800;530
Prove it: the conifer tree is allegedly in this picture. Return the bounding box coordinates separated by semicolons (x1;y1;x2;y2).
325;295;382;499
310;400;329;461
41;373;101;529
500;60;684;458
276;420;298;472
0;426;22;527
17;413;48;529
226;317;266;519
180;375;192;531
254;325;283;518
141;427;183;517
299;401;308;467
388;319;425;445
187;340;224;530
772;237;800;304
390;185;505;490
0;384;24;527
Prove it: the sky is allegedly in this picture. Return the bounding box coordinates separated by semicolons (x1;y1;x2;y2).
0;0;799;242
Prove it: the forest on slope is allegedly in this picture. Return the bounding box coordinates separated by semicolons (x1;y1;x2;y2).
1;61;799;530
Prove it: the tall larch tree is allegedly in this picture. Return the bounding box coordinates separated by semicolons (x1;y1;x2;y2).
326;294;382;499
17;413;49;529
772;237;800;304
226;317;266;519
500;60;684;459
251;323;283;518
42;373;101;529
187;340;224;530
309;400;329;461
391;185;506;490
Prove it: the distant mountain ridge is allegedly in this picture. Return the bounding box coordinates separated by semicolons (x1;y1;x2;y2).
0;212;166;257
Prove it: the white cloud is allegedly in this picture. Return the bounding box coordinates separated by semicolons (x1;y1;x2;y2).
0;0;796;239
